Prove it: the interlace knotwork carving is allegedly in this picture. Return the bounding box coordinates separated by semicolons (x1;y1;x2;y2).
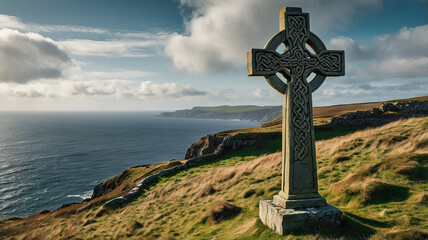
249;12;344;162
256;52;286;72
314;53;342;72
291;76;310;161
288;15;311;161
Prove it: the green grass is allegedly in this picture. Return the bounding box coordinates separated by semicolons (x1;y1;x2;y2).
0;118;427;240
315;125;365;141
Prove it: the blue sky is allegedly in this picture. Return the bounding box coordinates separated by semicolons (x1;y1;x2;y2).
0;0;426;111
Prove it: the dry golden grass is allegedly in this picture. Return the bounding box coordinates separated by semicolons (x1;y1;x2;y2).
209;96;428;135
209;202;241;223
414;192;427;206
313;102;382;118
314;95;427;118
0;117;427;239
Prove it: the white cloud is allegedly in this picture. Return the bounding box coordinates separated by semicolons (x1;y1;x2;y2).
328;24;428;81
311;75;428;107
58;31;171;57
33;25;107;34
253;88;266;98
0;80;207;99
327;37;372;61
0;14;170;58
252;88;276;99
368;25;428;78
320;80;428;99
58;39;156;57
88;70;156;79
368;57;428;78
166;0;383;73
0;29;72;83
115;31;172;40
0;15;26;30
138;81;207;98
65;80;128;97
0;14;107;34
375;25;428;58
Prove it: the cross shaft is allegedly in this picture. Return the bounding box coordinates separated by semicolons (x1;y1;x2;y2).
247;7;344;209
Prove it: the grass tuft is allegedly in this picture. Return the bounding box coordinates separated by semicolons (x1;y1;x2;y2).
243;189;256;198
198;185;217;198
331;152;351;163
362;179;409;204
381;228;428;240
209;202;241;223
414;192;427;206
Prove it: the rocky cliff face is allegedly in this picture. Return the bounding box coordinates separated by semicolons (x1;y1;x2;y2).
185;132;281;159
331;100;428;127
91;168;135;199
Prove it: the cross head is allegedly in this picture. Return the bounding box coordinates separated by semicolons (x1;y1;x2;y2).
247;7;344;209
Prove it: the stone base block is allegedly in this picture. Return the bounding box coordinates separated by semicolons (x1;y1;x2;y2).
259;200;342;235
273;194;327;209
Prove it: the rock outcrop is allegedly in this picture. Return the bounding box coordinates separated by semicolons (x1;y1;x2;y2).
103;153;218;208
91;168;135;199
331;100;428;127
103;129;280;209
185;132;281;159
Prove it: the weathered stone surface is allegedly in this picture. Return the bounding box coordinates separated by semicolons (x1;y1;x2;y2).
247;6;344;234
259;200;342;234
247;6;344;208
273;194;326;209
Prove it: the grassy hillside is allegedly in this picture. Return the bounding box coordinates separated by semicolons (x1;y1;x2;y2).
159;96;427;123
1;117;426;239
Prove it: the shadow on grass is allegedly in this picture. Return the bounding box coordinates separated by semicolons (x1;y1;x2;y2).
364;183;411;205
345;212;390;229
315;125;367;141
292;215;377;240
408;154;428;181
251;212;379;240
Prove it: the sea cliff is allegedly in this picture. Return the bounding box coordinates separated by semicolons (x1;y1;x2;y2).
158;105;282;122
1;117;427;239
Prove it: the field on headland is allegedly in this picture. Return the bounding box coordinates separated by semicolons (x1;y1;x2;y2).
0;97;427;239
158;95;428;123
0;116;426;239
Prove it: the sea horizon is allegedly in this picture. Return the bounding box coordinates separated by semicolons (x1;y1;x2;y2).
0;111;260;219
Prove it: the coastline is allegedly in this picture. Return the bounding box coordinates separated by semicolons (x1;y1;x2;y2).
0;113;260;219
2;97;427;220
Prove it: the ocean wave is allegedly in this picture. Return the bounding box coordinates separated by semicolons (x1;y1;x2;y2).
0;140;41;149
0;187;25;201
29;152;90;162
0;165;36;178
66;190;93;200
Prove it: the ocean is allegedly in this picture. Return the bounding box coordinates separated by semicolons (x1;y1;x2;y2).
0;112;260;219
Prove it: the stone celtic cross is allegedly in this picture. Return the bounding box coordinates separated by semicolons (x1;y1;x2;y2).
247;7;344;209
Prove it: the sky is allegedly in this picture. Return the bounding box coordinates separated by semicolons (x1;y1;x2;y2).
0;0;426;111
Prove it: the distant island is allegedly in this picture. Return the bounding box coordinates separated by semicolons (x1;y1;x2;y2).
158;105;282;122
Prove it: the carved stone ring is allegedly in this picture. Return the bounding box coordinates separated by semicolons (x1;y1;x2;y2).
263;30;328;94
